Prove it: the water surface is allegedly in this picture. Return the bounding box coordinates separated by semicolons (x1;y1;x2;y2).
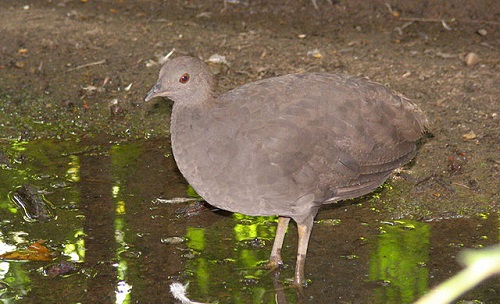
0;138;498;303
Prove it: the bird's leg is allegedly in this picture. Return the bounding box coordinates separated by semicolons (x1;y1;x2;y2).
294;215;315;286
268;216;290;270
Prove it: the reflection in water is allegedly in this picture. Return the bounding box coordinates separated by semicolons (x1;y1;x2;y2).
370;220;430;303
0;138;498;303
66;155;80;183
183;214;281;303
185;227;209;295
114;202;132;304
63;230;86;263
0;261;31;303
8;185;56;222
111;143;144;304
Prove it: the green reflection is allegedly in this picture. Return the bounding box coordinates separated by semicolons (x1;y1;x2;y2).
370;220;430;304
186;227;206;252
233;214;277;242
113;197;132;304
111;143;142;304
234;214;277;272
186;185;200;198
0;140;29;213
0;232;31;302
66;155;80;182
63;229;86;262
183;213;280;303
0;138;86;302
0;261;31;302
0;139;82;213
186;227;209;295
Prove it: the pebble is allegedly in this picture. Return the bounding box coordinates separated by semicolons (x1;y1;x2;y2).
464;52;480;66
161;236;185;245
208;54;230;66
462;130;477;140
477;29;487;36
307;49;323;58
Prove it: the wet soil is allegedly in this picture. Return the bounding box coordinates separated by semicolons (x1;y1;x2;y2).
0;0;499;303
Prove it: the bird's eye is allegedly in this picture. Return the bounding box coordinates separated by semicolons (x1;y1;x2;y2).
179;73;190;84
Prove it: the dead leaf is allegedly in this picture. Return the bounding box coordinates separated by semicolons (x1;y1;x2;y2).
0;240;56;262
18;48;29;55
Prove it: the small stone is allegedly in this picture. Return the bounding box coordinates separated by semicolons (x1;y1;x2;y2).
120;250;142;259
15;61;26;68
477;29;487;36
464;52;480;66
462;130;477;140
307;49;323;59
161;236;185;245
109;103;124;116
207;54;230;66
44;261;76;278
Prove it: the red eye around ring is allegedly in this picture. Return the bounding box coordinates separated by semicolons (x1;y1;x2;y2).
179;73;190;84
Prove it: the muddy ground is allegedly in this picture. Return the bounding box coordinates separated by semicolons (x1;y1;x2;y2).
0;0;499;303
1;0;499;217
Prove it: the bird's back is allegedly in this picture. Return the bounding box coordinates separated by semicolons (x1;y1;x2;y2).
171;73;427;217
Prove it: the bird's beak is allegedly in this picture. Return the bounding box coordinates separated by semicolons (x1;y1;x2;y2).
144;83;169;102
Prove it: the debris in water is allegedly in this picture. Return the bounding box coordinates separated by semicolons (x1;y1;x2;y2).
0;240;57;262
170;282;208;304
44;261;77;278
154;197;200;204
8;185;56;222
161;237;185;245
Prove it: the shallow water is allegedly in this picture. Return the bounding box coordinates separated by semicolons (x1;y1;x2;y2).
0;138;498;303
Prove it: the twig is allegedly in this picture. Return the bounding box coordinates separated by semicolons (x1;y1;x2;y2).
398;17;500;26
67;59;106;72
159;48;176;65
154;197;199;204
310;0;333;11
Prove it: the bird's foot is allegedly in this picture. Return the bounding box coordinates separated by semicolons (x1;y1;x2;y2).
267;256;284;271
291;276;311;288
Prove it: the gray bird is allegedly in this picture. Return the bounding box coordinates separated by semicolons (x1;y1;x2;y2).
145;56;427;286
